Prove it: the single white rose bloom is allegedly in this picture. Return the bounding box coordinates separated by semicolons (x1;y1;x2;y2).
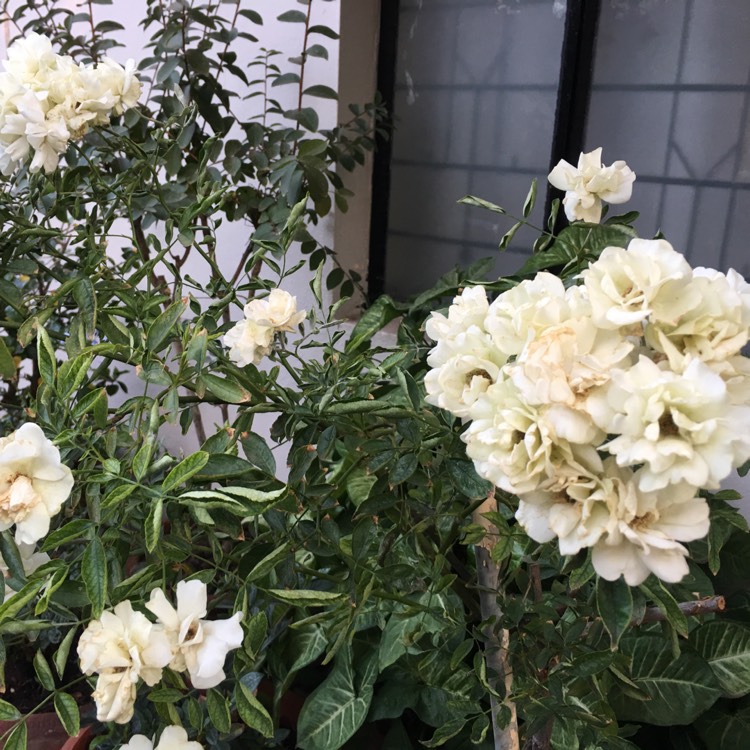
121;727;204;750
548;147;635;223
244;288;306;332
590;466;707;586
580;239;695;331
586;356;750;491
0;542;50;601
647;268;750;365
0;422;74;544
462;376;603;494
147;580;244;689
94;58;142;114
424;286;490;347
223;318;274;367
484;273;571;359
508;315;633;407
78;600;174;724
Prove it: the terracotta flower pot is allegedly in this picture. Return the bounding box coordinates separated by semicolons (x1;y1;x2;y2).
0;714;93;750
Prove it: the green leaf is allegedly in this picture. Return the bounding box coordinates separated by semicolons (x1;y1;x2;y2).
72;277;97;339
640;581;689;637
240;432;276;476
346;295;399;352
297;646;377;750
277;9;307;22
54;692;80;737
54;628;78;679
148;688;185;703
694;700;750;750
33;650;55;691
611;635;721;725
267;589;348;607
0;338;16;379
0;699;21;721
346;470;377;508
200;374;251;404
245;543;289;584
206;688;231;733
597;577;633;650
235;681;274;738
308;24;339;39
303;85;338;100
523;179;537;218
82;537;107;617
0;579;44;623
132;437;155;481
693;621;750;698
5;720;27;750
520;223;637;275
288;625;328;673
388;454;418;485
41;520;93;551
146;297;188;353
36;326;56;385
0;532;25;582
446;460;492;499
145;496;164;553
162;452;210;493
459;195;507;215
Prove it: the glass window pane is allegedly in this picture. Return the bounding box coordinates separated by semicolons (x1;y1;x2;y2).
382;0;566;299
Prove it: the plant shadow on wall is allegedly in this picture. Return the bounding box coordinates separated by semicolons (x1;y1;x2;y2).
0;3;748;750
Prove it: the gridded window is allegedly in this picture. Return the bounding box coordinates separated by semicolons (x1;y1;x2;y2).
372;0;750;298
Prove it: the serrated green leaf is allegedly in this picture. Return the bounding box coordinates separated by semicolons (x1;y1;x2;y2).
245;543;289;584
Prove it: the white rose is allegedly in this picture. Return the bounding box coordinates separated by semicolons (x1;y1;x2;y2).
508;315;633;407
590;467;707;585
94;58;142;114
147;580;244;689
121;727;204;750
581;239;695;330
548;147;635;223
586;356;750;491
78;600;174;723
0;423;74;544
424;286;489;346
223;318;274;367
462;376;603;494
647;268;750;365
484;273;570;358
244;289;306;332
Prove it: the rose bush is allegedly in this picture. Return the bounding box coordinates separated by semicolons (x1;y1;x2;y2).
0;4;749;750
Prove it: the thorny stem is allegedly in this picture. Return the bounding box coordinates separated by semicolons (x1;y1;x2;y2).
293;0;314;154
473;492;520;750
86;0;98;62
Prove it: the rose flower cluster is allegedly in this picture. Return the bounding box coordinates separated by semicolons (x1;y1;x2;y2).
0;32;141;174
425;238;750;585
78;580;243;725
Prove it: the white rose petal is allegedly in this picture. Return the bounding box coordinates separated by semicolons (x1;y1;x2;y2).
244;289;306;331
